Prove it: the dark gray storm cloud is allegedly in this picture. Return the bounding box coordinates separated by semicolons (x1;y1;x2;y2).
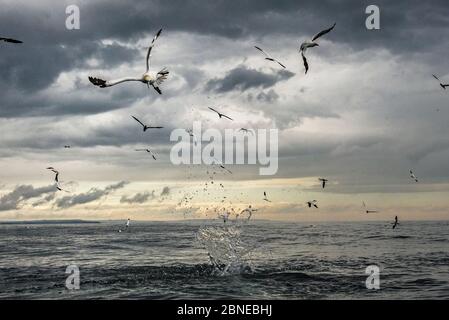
120;191;154;204
55;181;128;209
206;66;294;93
0;184;56;211
1;0;449;118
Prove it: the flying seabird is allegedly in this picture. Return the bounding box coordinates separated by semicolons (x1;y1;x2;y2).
46;167;59;182
208;107;233;121
88;28;169;94
263;191;271;202
318;178;328;189
432;74;449;90
135;148;157;160
132;116;163;132
0;37;23;44
299;23;336;74
64;145;71;149
239;128;254;135
213;157;233;174
410;170;419;183
254;46;286;69
307;200;318;208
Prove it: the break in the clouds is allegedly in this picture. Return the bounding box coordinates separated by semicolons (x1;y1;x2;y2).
1;0;449;220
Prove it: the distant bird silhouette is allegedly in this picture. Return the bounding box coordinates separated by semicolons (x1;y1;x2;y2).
208;107;233;121
299;23;336;74
307;200;318;208
135;148;157;160
239;128;254;135
0;37;22;44
254;46;286;69
132;116;163;132
410;170;419;183
318;178;328;189
263;191;271;202
432;74;449;90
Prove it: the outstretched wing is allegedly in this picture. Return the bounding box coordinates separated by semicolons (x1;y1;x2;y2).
276;60;286;69
221;114;234;121
132;116;145;127
146;28;163;72
155;68;169;85
301;52;309;74
312;23;336;42
254;46;270;58
432;74;440;82
0;37;23;43
208;107;219;115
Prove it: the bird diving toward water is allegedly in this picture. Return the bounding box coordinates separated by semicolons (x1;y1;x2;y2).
318;178;328;189
254;46;286;69
208;107;233;121
299;23;336;74
0;37;22;44
132;116;163;132
135;148;157;160
410;170;419;183
263;191;271;202
307;200;318;208
392;216;399;229
88;28;169;94
432;74;449;90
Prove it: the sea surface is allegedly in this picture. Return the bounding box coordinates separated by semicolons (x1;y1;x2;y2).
0;220;448;299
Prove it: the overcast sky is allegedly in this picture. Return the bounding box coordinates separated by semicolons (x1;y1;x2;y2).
1;0;449;221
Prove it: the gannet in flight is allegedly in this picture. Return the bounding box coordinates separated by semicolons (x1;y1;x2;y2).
299;23;336;74
239;128;254;135
186;129;198;145
0;37;22;44
88;28;169;94
318;178;328;189
208;107;233;121
132;116;163;132
135;148;157;160
46;167;59;182
307;200;318;208
64;145;71;149
263;191;271;202
213;157;233;174
254;46;286;69
410;170;419;183
432;74;449;90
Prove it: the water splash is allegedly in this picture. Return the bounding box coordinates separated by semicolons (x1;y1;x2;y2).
196;225;255;275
